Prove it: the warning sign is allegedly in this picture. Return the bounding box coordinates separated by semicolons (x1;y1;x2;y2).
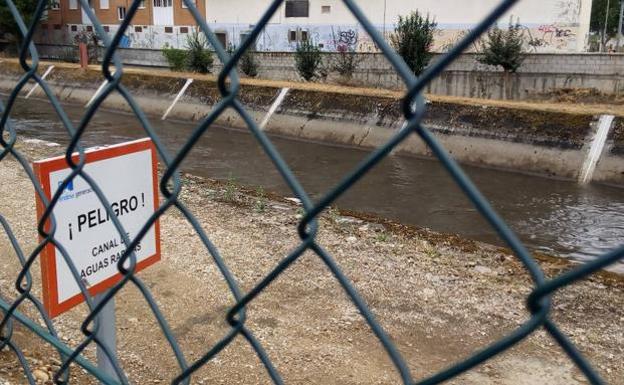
34;138;161;317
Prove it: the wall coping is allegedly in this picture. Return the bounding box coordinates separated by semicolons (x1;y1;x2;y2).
32;43;624;58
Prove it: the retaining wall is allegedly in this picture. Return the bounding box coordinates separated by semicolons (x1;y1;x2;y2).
0;61;622;185
35;44;624;100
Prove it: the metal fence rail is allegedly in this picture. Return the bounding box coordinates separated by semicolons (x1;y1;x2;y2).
0;0;621;384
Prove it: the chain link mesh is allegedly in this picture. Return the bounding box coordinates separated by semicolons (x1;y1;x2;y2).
0;0;620;384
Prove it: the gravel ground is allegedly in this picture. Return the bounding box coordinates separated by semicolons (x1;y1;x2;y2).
0;139;622;384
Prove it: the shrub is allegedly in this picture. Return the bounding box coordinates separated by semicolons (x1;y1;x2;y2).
390;10;437;76
253;186;267;213
226;43;260;78
477;22;525;73
332;44;361;80
162;43;186;71
221;175;238;202
294;40;322;81
185;30;213;73
240;50;259;77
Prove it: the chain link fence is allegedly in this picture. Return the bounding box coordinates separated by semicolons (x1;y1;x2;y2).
0;0;621;384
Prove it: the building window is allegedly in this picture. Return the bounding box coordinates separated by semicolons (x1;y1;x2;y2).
181;0;195;8
103;25;110;32
50;0;60;10
215;32;227;49
240;32;257;50
117;6;126;20
86;25;93;31
164;26;173;33
285;0;309;17
139;0;145;8
100;0;109;9
321;5;330;14
288;29;308;43
70;25;78;31
53;24;61;30
180;26;189;33
134;26;142;32
69;0;78;9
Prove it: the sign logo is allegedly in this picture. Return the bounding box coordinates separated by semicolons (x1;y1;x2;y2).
59;180;74;192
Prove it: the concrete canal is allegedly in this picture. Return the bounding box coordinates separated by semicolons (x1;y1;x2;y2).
9;97;624;269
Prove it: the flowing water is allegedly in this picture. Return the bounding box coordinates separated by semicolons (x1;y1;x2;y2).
7;97;624;270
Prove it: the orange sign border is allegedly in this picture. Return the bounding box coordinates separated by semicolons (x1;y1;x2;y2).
33;138;161;318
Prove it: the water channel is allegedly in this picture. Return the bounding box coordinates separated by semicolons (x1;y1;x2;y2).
7;97;624;270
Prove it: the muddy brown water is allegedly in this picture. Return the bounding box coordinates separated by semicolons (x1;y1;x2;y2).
6;97;624;269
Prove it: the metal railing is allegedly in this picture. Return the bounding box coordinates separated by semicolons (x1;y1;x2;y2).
0;0;621;384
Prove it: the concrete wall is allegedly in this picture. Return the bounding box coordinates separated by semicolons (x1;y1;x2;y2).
1;61;621;185
35;44;624;99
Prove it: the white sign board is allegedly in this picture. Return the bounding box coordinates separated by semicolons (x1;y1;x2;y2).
34;138;160;317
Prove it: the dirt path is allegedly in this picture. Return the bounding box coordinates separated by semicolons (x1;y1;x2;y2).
0;139;622;384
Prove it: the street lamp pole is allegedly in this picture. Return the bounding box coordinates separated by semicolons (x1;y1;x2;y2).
617;0;624;50
382;0;387;40
603;0;611;51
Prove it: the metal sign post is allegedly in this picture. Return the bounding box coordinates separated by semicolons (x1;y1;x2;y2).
617;0;624;51
94;292;118;384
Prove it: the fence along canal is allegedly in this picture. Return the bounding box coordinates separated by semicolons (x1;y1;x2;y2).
1;0;623;384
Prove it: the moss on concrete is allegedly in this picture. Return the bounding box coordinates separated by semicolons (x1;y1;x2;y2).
610;118;624;155
424;103;593;148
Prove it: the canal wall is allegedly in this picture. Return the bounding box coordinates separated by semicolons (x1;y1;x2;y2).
34;44;624;100
0;61;622;185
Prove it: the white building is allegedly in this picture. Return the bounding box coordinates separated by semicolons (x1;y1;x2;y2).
38;0;593;52
204;0;592;52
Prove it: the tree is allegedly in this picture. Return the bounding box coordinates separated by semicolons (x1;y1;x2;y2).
477;22;525;73
390;10;437;76
0;0;41;44
590;0;622;49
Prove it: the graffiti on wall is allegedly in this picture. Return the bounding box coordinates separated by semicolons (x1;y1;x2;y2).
34;21;581;54
435;23;578;54
327;27;377;52
337;29;357;46
538;24;574;38
523;24;577;51
436;29;479;53
355;34;378;52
